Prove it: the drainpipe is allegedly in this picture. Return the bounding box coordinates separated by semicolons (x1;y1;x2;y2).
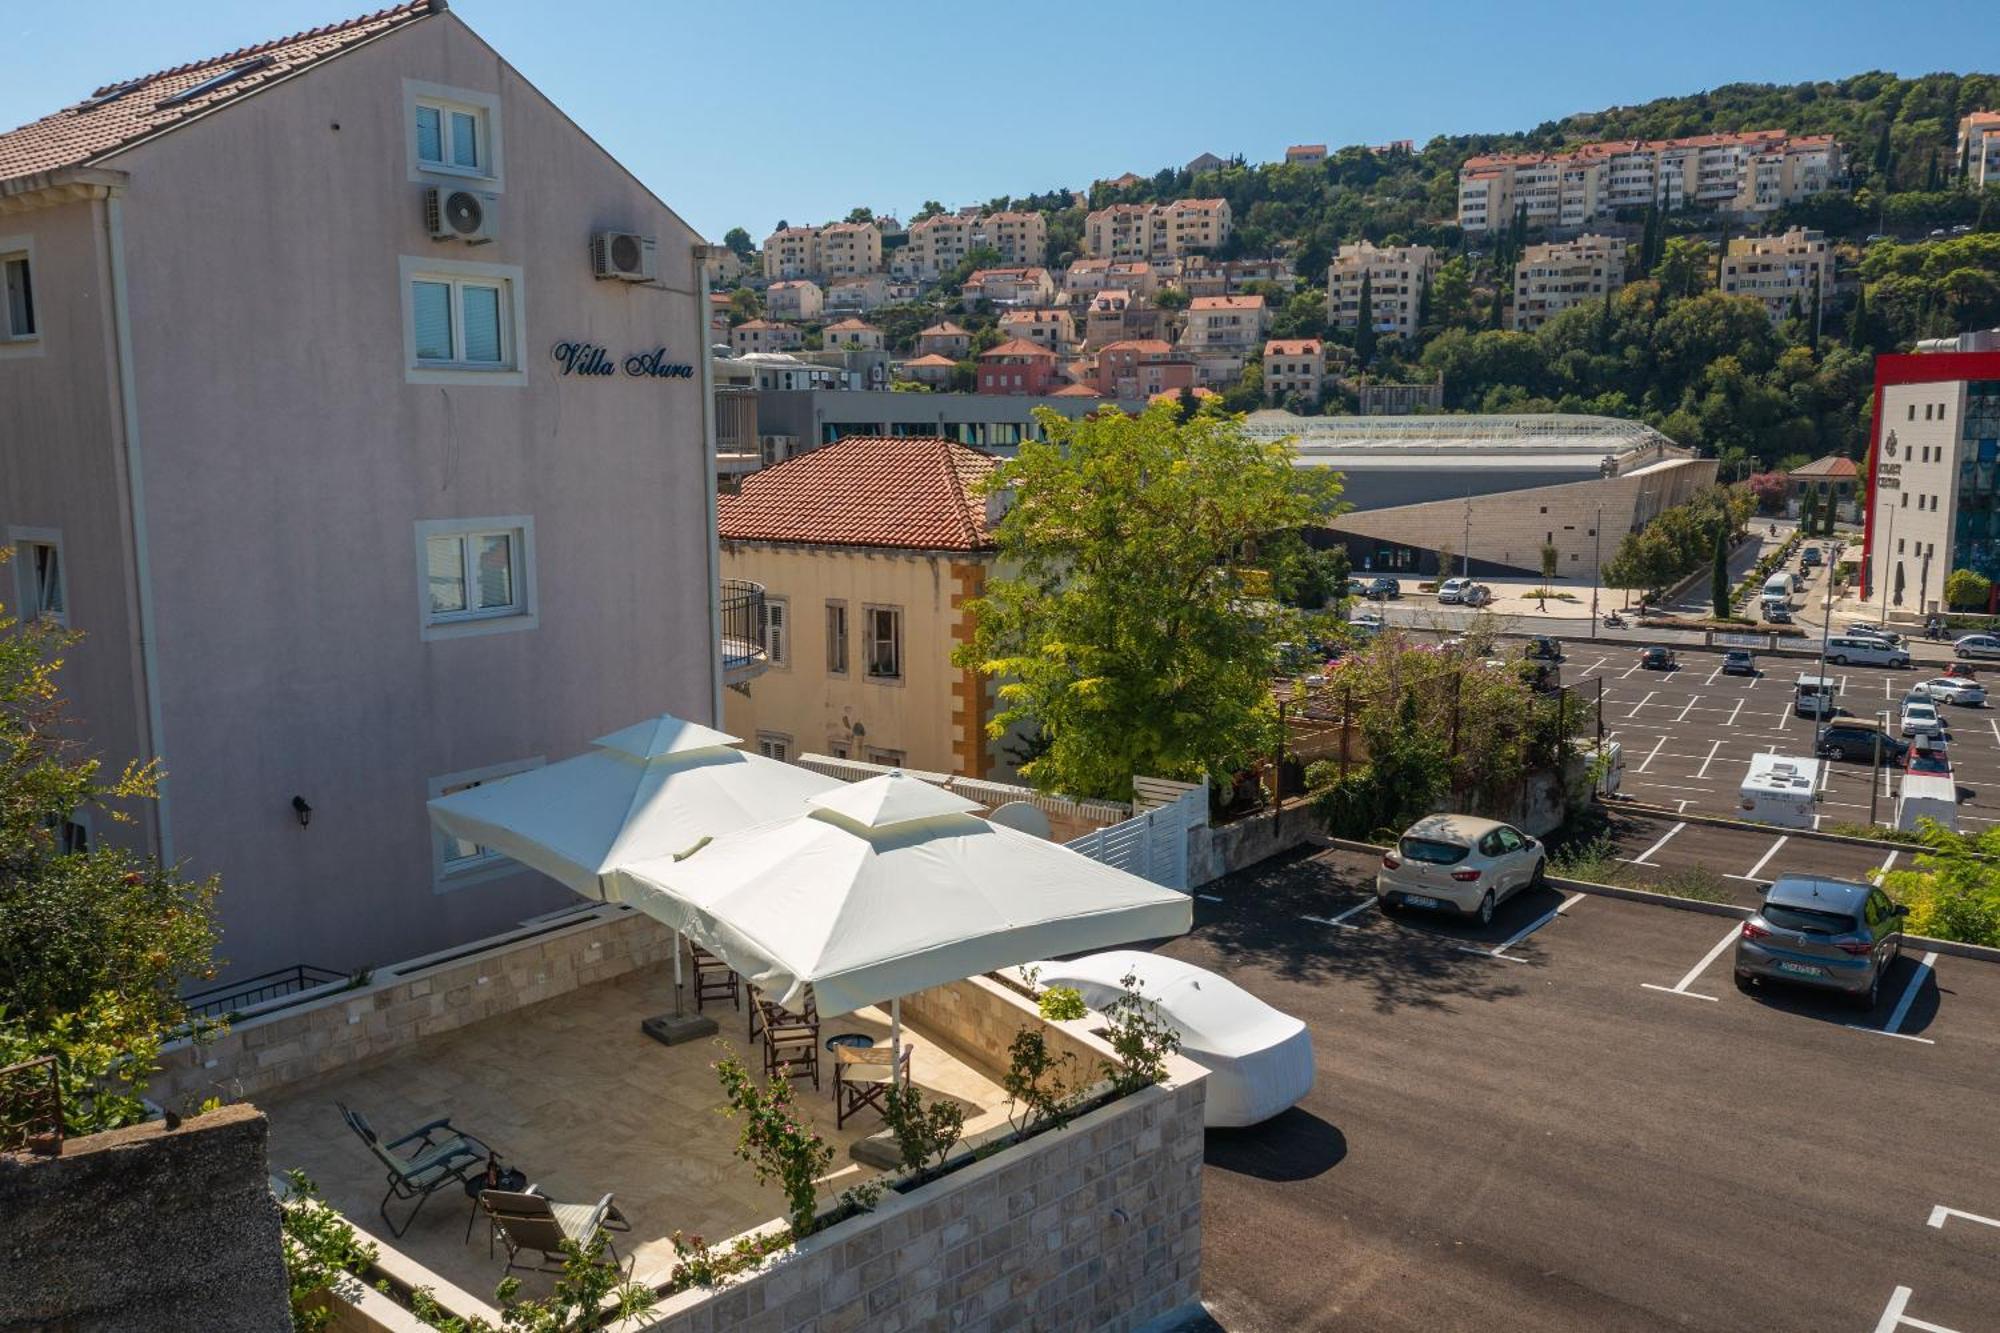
104;192;172;863
694;245;724;725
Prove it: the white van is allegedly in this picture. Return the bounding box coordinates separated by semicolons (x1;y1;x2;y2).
1823;635;1911;668
1895;771;1959;833
1795;673;1837;717
1739;754;1820;829
1761;571;1796;606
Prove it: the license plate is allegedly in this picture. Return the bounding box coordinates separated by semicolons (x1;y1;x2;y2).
1776;961;1825;978
1402;894;1443;909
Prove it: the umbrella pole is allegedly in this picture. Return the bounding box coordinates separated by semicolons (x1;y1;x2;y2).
890;997;903;1089
673;931;684;1018
640;928;716;1047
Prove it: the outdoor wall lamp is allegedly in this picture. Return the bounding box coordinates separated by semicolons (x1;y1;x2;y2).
291;795;313;829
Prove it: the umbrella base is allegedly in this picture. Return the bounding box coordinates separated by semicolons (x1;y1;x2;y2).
640;1012;718;1046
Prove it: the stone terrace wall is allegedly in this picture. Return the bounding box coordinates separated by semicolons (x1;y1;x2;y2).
0;1104;290;1332
150;906;675;1110
900;973;1104;1078
629;1062;1206;1333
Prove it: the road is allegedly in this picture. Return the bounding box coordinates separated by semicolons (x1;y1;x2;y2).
1178;843;2000;1333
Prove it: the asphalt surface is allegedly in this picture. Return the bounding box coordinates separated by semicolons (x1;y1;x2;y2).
1175;843;2000;1333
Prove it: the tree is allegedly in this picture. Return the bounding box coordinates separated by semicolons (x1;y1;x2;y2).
956;404;1340;800
1747;471;1790;513
727;287;761;322
1355;271;1376;366
1655;236;1716;302
1711;522;1732;620
1604;527;1678;605
844;206;874;224
0;587;221;1140
721;227;754;261
1153;285;1191;311
1882;821;2000;947
1945;568;1992;611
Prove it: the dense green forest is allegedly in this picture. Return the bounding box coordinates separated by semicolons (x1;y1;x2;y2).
729;73;2000;475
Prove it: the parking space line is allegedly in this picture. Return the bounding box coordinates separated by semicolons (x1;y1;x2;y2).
1846;951;1939;1045
1988;717;2000;747
1639;923;1739;1002
1727;697;1745;729
1619;659;1644;679
1771;702;1790;730
1871;850;1899;883
1456;892;1587;962
1636;733;1668;773
1197;893;1223;902
1928;1204;2000;1233
1704;662;1723;685
1694;740;1723;779
1621;821;1686;866
1624;690;1656;719
1676;694;1702;722
1301;898;1376;930
1726;835;1787;883
1872;1285;1961;1333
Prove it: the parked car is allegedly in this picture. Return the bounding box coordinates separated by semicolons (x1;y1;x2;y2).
1347;578;1371;599
1349;610;1386;635
1437;576;1471;604
1722;649;1757;676
1461;583;1494;608
1763;602;1794;624
1900;700;1945;739
1910;676;1988;707
1906;746;1952;777
1376;814;1545;926
1816;720;1907;764
1800;547;1823;568
1953;224;1974;234
1025;951;1313;1128
1524;636;1563;662
1640;645;1678;670
1824;635;1910;668
1844;621;1903;646
1734;875;1906;1010
1955;634;2000;661
1865;232;1892;243
1367;576;1402;600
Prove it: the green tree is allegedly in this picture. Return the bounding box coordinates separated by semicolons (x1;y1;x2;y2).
1945;568;1992;611
844;206;874;224
1883;821;2000;947
956;404;1340;800
1711;522;1731;620
1153;285;1191;311
721;227;754;261
727;287;761;322
1429;256;1474;331
1655;236;1716;302
0;589;222;1140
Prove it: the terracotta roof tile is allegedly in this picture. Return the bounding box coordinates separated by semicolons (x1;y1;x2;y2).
979;338;1057;360
919;321;968;336
1264;339;1323;356
1789;455;1859;479
902;353;959;367
1051;383;1101;397
718;436;997;552
0;2;437;186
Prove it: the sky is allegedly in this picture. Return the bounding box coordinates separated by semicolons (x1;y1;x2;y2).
3;1;1998;241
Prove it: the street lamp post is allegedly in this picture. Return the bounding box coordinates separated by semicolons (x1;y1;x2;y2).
1590;505;1603;641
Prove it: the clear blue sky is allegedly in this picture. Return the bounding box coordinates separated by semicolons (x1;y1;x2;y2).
3;0;1996;240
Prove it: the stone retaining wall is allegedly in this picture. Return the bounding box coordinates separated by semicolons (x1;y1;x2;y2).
150;906;675;1110
0;1105;290;1332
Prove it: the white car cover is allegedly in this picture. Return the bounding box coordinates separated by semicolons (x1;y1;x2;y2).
1029;950;1314;1128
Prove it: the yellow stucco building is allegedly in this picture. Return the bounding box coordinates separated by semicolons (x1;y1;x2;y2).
719;436;999;777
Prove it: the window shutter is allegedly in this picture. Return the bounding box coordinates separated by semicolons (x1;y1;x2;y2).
426;535;467;613
415;106;443;163
412;282;454;361
461;285;502;363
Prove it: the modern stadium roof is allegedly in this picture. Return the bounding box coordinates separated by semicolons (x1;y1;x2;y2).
1243;410;1687;471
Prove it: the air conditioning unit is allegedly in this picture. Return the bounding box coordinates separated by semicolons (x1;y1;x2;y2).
591;230;657;282
425;187;496;244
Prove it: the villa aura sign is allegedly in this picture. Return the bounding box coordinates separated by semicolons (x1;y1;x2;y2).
551;341;694;380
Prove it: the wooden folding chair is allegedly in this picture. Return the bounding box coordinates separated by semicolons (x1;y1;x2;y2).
690;943;739;1013
756;997;820;1090
835;1042;912;1129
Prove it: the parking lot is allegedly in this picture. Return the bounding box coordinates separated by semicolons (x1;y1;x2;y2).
1180;843;2000;1332
1568;643;2000;830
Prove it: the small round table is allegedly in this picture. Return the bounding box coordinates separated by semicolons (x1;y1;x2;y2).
464;1164;527;1243
825;1033;876;1053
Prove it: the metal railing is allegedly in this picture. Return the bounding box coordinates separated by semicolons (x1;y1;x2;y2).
181;964;347;1021
1;1055;63;1155
721;579;768;678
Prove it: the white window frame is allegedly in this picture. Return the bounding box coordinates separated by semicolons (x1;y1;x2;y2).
404;80;504;190
429;757;544;890
414;516;538;641
400;256;527;387
755;732;793;762
865;604;903;682
0;236;41;358
761;596;789;667
9;526;66;626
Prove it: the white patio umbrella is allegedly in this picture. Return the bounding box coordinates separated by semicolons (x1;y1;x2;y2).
425;714;841;1004
606;771;1193;1079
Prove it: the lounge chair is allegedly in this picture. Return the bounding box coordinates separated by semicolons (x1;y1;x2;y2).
337;1102;491;1237
835;1041;912;1129
479;1188;631;1276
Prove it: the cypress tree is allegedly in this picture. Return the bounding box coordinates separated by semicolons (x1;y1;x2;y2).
1874;120;1894;182
1416;269;1433;337
1847;284;1875;353
1808;282;1822;356
1489;276;1505;331
1712;523;1731;621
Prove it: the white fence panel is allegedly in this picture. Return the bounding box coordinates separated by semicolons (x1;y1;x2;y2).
1066;782;1203;891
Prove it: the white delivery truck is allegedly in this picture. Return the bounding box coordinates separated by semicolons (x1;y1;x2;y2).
1794;673;1837;718
1739;753;1821;829
1896;772;1959;833
1762;571;1797;610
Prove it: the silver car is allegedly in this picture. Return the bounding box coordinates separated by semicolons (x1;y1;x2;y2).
1735;875;1906;1009
1954;634;2000;661
1910;676;1988;707
1377;814;1546;925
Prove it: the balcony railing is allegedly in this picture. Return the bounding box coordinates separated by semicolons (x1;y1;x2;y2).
182;964;348;1021
721;578;770;684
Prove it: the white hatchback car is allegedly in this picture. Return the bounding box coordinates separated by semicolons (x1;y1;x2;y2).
1955;634;2000;661
1376;814;1546;925
1900;699;1945;739
1437;577;1471;604
1910;676;1988;707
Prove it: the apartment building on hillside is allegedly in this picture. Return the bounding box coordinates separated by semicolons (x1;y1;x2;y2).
765;278;823;321
915;321;972;359
0;0;721;979
961;266;1056;306
1263;340;1327;404
897;211;974;281
824;317;884;350
1458;130;1842;232
1719;227;1831;322
998;308;1076;354
1062;258;1161;298
977;339;1060;395
1095;340;1196;400
1285;144;1327;165
1180;295;1268;353
1083;198;1232;260
1327;242;1436;339
973;210;1048;267
1511;233;1626;332
1958;112;2000;188
826;274;891;314
719;436;1000;777
732;319;802;355
818;220;882;278
763;225;821;279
